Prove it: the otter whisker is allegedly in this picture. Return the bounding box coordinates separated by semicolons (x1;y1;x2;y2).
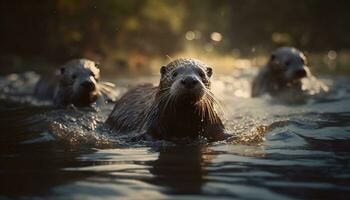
98;84;114;93
204;99;215;123
166;55;173;62
195;100;203;119
195;98;209;122
170;92;179;113
201;94;221;123
106;58;226;142
169;96;176;114
157;87;171;93
161;96;172;117
167;92;177;115
201;100;207;121
99;81;116;87
198;99;208;121
97;83;119;101
203;88;226;118
148;90;171;121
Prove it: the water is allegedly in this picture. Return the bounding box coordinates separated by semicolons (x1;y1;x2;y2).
0;70;350;200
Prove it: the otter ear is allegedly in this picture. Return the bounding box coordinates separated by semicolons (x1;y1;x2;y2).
60;67;65;74
206;67;213;77
94;62;100;68
269;54;280;67
160;66;167;75
301;52;309;66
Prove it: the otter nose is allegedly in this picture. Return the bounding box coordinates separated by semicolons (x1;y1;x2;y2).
81;81;96;91
181;76;199;88
294;69;307;78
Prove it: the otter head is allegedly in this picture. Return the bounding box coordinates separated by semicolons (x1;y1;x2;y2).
59;59;101;106
268;47;309;84
158;58;212;105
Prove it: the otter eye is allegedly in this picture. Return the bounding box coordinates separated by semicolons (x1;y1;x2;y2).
95;62;100;68
172;71;178;78
60;67;65;74
71;74;77;79
198;70;206;78
160;66;167;75
206;67;213;78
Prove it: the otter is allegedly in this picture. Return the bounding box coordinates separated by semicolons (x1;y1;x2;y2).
106;58;227;142
34;59;117;107
251;47;326;101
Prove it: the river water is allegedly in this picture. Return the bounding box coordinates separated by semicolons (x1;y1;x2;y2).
0;69;350;200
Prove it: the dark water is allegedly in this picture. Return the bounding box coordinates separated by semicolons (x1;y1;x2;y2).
1;71;350;200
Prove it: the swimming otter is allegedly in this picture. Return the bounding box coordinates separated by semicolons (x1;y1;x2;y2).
34;59;117;107
106;58;227;142
251;47;326;101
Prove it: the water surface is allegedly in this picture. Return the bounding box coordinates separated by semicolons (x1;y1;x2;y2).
0;70;350;200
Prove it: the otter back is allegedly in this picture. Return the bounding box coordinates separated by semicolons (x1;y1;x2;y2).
34;74;60;100
106;84;157;132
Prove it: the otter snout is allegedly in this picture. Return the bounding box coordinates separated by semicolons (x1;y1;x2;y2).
285;66;308;81
170;74;204;103
181;76;199;89
80;80;96;91
293;68;307;79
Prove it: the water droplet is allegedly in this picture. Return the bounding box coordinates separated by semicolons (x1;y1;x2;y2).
185;31;195;40
327;50;337;60
211;32;222;42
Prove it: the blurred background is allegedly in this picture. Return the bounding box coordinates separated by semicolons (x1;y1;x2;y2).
0;0;349;76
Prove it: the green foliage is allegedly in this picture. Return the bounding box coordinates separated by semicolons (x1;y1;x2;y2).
0;0;349;68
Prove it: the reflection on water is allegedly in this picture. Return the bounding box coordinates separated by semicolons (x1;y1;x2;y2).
1;69;350;200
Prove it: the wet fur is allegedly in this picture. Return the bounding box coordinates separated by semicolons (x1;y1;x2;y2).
34;59;116;107
252;67;303;97
106;58;226;142
252;47;309;99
